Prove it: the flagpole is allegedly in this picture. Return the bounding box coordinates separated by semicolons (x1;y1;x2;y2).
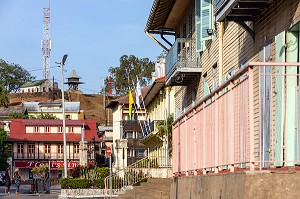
134;76;151;135
131;79;149;137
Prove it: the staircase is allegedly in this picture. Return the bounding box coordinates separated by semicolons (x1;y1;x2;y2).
104;156;172;198
117;178;172;199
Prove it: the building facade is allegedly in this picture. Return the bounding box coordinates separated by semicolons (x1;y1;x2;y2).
141;76;175;178
20;79;53;93
146;0;300;176
106;87;150;171
5;119;101;180
23;102;84;120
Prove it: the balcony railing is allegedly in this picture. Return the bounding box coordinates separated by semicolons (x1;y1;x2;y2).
166;38;199;85
122;120;144;131
172;62;300;176
13;152;84;160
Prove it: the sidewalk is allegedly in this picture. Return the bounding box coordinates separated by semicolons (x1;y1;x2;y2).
0;183;61;198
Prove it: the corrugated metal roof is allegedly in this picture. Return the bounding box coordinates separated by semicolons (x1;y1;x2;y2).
20;79;47;88
23;102;81;112
106;86;151;108
0;107;27;117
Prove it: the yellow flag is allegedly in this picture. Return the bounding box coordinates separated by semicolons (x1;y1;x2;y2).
129;90;134;120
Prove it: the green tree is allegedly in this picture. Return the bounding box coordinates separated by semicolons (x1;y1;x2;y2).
32;113;58;119
0;59;35;92
9;112;30;119
108;55;155;96
156;114;174;155
0;84;9;107
9;112;58;119
0;128;11;171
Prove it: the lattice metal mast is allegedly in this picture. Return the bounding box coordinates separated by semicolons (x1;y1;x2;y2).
42;1;51;80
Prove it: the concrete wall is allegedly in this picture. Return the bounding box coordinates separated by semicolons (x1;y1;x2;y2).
170;171;300;199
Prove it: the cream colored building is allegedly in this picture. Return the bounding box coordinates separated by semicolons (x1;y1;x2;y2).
20;79;53;93
23;102;84;120
106;87;150;171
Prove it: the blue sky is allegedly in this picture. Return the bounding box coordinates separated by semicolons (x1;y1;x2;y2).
0;0;164;94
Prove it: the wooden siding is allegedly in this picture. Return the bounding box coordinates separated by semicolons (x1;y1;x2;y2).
172;0;300;173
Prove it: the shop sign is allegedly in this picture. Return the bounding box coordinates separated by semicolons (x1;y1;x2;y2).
14;161;94;169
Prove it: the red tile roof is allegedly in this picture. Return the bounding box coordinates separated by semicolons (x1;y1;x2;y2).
6;119;102;142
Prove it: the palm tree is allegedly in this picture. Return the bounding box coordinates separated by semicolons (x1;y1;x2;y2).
0;84;9;107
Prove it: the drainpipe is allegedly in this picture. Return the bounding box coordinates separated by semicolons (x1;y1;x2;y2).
146;30;169;52
218;22;224;86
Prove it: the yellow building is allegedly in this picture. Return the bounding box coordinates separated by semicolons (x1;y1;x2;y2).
23;102;84;120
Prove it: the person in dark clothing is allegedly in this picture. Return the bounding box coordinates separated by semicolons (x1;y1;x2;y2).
44;167;50;194
13;168;25;197
4;165;11;195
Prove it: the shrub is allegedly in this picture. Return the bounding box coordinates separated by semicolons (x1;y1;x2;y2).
60;178;91;189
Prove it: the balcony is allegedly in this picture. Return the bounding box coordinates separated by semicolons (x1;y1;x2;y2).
141;120;164;147
121;120;144;131
215;0;271;22
13;152;81;160
166;38;201;86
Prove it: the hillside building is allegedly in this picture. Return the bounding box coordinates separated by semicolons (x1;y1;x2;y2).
23;102;84;120
20;79;53;93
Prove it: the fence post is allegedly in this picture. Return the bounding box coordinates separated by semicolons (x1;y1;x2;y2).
248;66;255;170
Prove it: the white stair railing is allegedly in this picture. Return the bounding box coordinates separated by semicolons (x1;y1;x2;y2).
104;156;158;197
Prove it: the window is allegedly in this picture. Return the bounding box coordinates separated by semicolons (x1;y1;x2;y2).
58;144;63;154
195;0;214;52
17;144;23;153
74;144;79;154
203;72;210;97
28;144;34;154
212;63;218;91
28;144;35;158
135;149;145;157
45;126;50;133
192;88;197;106
45;144;51;154
34;126;39;133
58;126;63;133
66;115;71;120
68;127;74;133
137;132;143;139
126;131;133;139
57;144;63;159
133;113;138;120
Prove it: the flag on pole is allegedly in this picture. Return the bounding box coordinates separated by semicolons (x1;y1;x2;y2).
129;90;134;120
136;78;142;108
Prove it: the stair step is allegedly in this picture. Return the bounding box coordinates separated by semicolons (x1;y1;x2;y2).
117;178;172;199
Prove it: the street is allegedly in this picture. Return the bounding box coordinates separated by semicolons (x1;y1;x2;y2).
0;183;60;199
0;183;105;199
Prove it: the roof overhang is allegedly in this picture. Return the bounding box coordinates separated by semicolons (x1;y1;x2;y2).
143;78;166;107
145;0;191;33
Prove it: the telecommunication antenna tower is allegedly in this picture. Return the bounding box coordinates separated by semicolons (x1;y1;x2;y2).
42;1;51;80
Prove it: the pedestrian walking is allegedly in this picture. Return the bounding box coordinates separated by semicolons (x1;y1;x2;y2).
4;165;11;195
14;167;25;197
44;167;50;194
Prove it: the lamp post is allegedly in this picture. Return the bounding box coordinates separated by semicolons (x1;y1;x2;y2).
56;54;68;178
